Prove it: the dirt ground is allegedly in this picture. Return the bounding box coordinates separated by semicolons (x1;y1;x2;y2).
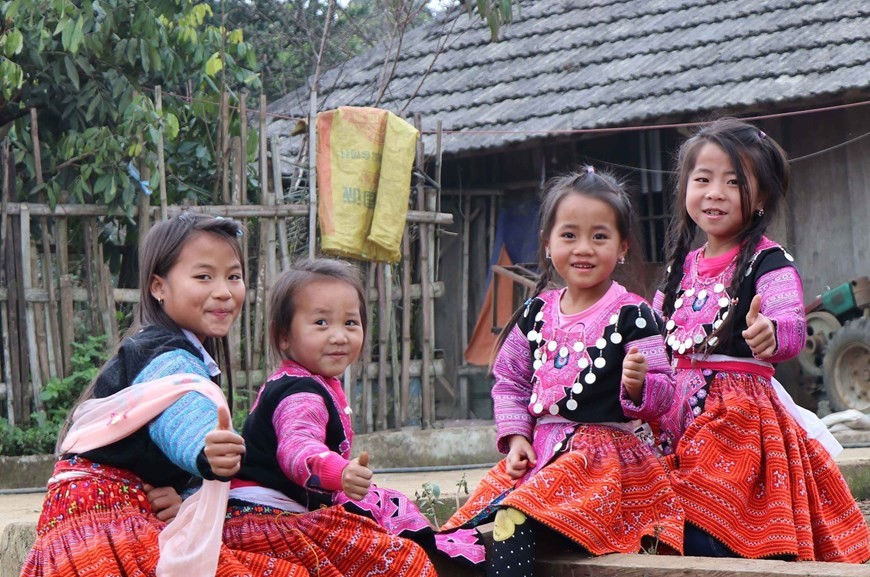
0;466;491;534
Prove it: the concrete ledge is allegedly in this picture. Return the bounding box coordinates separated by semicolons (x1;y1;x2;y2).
351;425;501;468
536;553;870;576
0;455;53;490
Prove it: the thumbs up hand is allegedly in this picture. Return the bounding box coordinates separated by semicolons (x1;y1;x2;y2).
742;295;777;359
622;346;647;404
342;451;373;501
204;405;245;478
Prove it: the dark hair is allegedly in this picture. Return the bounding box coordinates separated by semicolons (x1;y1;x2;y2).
58;213;246;450
660;117;790;346
268;258;367;361
492;166;635;357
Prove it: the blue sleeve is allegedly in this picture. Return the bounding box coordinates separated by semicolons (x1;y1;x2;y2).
136;350;220;477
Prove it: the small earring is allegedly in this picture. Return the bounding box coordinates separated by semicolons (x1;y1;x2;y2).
756;207;765;217
545;248;552;260
618;256;626;265
157;297;164;306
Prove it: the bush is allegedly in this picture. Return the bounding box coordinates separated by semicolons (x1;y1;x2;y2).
0;336;108;456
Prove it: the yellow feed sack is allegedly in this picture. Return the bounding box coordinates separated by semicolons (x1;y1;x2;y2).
316;107;419;263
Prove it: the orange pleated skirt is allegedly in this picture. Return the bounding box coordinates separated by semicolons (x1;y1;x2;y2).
442;423;684;555
667;371;870;562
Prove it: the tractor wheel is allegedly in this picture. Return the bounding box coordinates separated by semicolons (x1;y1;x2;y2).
799;311;841;377
822;317;870;413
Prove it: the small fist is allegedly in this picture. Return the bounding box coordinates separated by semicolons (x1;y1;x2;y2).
505;435;536;480
622;346;647;403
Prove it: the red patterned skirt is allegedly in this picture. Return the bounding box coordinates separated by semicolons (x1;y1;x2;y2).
667;371;870;562
441;424;684;555
20;458;308;577
222;501;436;576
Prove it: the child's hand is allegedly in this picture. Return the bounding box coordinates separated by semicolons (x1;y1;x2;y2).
143;484;182;523
506;435;536;480
342;451;373;501
622;346;647;404
204;405;245;478
742;295;777;359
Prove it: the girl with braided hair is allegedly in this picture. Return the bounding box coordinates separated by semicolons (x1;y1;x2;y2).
442;167;684;576
653;117;870;562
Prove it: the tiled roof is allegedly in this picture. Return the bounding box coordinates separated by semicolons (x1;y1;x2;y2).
268;0;870;156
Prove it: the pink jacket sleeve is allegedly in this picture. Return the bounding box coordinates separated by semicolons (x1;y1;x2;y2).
755;266;806;363
491;324;536;454
273;392;348;492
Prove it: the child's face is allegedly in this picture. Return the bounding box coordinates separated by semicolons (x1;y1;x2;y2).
686;142;760;256
545;194;627;310
280;279;364;378
149;232;245;342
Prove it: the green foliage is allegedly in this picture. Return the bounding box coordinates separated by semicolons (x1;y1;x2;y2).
0;335;108;456
218;0;435;101
40;335;108;423
415;481;443;527
464;0;516;40
0;416;61;457
1;0;262;220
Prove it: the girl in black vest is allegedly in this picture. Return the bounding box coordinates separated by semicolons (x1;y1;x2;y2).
223;258;484;575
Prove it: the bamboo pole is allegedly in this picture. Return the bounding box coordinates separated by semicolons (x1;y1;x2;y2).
56;214;70;376
252;94;270;372
239;91;252;399
0;142;16;424
414;113;432;429
307;91;317;258
386;264;399;429
228;136;243;395
459;193;471;419
20;205;43;414
29;109;61;380
0;202;452;224
29;242;51;384
6;218;27;424
271;136;290;271
155;86;169;220
361;263;375;433
240;92;249;204
220;90;230;204
95;228;116;342
400;227;411;426
376;263;388;430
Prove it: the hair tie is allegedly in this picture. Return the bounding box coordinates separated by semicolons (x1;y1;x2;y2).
586;165;595;174
757;130;767;141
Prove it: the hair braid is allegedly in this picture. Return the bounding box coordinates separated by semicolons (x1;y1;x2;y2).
712;227;765;350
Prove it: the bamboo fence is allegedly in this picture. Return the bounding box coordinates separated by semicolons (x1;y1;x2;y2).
0;90;448;433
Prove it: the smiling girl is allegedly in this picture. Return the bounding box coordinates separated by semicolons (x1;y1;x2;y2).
222;258;484;575
654;118;870;562
442;168;683;576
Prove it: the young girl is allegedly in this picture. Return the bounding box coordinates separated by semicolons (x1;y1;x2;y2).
222;258;484;576
654;118;870;562
20;213;307;577
441;168;684;576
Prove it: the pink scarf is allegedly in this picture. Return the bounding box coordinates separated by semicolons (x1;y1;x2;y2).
60;373;230;577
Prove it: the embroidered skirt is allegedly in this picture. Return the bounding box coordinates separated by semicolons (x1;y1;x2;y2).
667;371;870;562
222;501;437;577
441;423;684;555
20;457;307;577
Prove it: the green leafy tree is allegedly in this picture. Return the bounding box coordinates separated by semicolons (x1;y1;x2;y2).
0;0;261;216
